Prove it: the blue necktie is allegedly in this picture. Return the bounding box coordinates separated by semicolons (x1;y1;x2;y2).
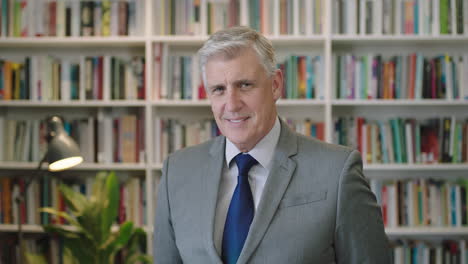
222;153;258;264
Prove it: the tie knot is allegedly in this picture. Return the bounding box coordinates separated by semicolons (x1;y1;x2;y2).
234;153;258;177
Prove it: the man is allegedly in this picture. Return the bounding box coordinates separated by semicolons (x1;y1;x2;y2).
154;26;391;263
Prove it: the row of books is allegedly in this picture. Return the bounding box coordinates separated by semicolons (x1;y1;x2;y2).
283;118;325;141
392;240;468;264
154;118;219;163
0;0;144;37
279;55;324;100
0;55;145;101
0;175;146;226
152;0;240;35
0;233;147;264
0;235;61;264
0;118;78;163
153;43;206;100
154;0;204;35
334;117;468;164
0;113;145;164
152;47;325;101
371;178;468;228
153;0;323;36
335;53;468;100
333;0;468;35
250;0;323;35
78;112;146;164
164;54;203;100
207;0;239;35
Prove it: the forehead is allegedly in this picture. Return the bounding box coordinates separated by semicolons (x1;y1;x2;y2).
205;49;265;82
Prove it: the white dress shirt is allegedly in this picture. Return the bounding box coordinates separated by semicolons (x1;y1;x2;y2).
213;117;281;255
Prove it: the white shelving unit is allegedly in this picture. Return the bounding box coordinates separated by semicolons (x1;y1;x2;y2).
1;0;468;258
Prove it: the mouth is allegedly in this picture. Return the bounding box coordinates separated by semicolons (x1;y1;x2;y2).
225;117;250;123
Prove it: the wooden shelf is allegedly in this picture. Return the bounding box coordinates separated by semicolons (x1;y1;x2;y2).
0;162;147;171
0;36;146;47
364;164;468;171
3;225;468;237
144;163;468;172
0;100;146;107
386;227;468;236
153;99;211;107
0;224;150;233
0;224;44;233
151;35;326;46
332;35;468;45
151;164;163;170
2;225;468;237
332;99;468;106
152;99;325;107
276;99;326;106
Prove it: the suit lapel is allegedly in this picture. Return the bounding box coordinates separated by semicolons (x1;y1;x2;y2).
201;136;225;263
237;120;298;264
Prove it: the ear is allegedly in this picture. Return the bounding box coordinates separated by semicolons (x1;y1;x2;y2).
271;69;283;101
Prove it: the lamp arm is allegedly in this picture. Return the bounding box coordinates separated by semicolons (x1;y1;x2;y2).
23;152;48;194
16;151;48;264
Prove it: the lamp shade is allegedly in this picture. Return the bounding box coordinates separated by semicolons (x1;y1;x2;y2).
46;116;83;172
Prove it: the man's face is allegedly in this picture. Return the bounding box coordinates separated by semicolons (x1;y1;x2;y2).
205;48;283;152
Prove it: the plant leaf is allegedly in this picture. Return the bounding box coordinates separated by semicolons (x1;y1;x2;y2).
39;208;80;227
123;228;152;264
114;221;134;247
83;171;111;245
125;255;153;264
25;252;48;264
62;247;80;264
42;225;82;239
92;171;108;202
78;201;105;244
58;184;88;215
101;171;119;239
63;238;95;263
101;221;134;251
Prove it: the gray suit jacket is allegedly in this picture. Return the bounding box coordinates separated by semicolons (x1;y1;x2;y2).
154;120;392;263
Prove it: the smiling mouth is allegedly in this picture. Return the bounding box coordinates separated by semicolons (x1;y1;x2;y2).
226;117;250;123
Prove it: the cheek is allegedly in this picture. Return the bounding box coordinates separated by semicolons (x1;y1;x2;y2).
211;103;221;116
211;104;225;127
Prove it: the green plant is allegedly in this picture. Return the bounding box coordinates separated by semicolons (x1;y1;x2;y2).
29;171;151;264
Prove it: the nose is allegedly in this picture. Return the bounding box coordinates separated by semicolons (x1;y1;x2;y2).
225;89;243;112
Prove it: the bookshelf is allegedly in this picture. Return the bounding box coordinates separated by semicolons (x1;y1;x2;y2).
1;0;468;262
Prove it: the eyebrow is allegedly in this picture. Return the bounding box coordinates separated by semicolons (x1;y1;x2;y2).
207;78;257;92
233;79;255;86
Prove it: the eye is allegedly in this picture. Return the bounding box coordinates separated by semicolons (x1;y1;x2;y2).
240;82;252;89
211;86;225;94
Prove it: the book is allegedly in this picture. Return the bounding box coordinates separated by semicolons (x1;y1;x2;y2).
80;1;94;36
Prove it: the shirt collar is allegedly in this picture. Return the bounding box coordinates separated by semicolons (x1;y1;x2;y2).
225;117;281;170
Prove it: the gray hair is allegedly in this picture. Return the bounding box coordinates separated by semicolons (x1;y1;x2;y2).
198;26;277;86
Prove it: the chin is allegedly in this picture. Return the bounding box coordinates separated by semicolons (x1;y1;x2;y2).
225;133;250;146
225;134;247;144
